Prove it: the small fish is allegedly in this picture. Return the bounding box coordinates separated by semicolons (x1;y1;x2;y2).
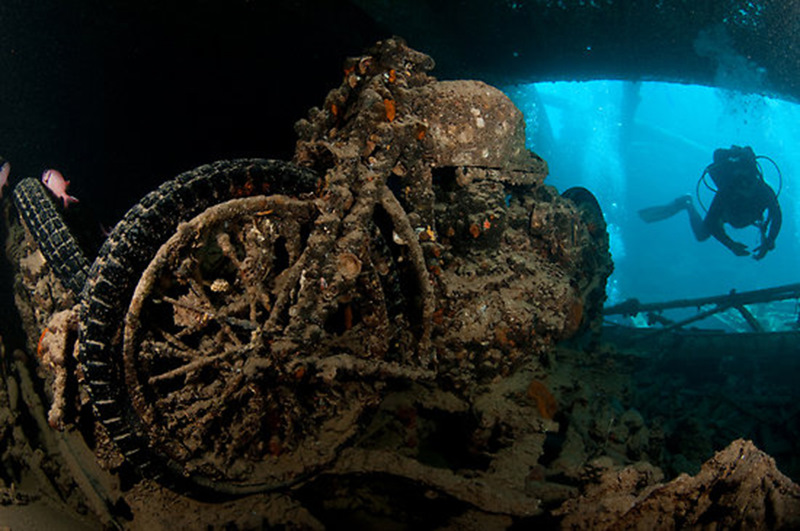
0;159;10;198
42;169;79;208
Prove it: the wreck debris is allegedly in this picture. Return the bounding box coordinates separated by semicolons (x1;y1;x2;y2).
554;439;800;530
59;35;605;501
78;160;325;494
605;281;800;337
4;37;630;526
295;37;612;386
37;307;79;430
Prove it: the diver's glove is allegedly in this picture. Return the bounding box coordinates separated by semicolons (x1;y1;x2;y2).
752;239;775;260
727;241;749;257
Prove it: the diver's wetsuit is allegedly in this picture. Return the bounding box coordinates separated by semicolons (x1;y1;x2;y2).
688;174;781;259
640;145;782;260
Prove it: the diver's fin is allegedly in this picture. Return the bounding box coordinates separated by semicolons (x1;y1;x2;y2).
638;196;690;223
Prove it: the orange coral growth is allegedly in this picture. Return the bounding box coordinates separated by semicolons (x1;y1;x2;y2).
469;223;481;238
564;296;584;336
388;68;397;83
232;179;255;198
527;380;558;420
37;328;48;359
384;99;396;122
432;307;445;325
494;325;516;348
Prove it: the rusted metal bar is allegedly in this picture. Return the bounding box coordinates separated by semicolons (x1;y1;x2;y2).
604;282;800;316
734;305;764;333
634;302;734;341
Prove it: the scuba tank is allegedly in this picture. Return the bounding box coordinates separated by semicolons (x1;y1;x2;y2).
696;145;782;213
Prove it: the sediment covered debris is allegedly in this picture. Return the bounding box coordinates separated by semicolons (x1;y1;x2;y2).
555;438;800;530
294;37;612;385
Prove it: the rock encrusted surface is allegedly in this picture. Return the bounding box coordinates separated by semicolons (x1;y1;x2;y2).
294;37;612;384
555;438;800;530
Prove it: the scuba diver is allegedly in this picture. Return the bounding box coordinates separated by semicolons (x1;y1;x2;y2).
638;145;781;260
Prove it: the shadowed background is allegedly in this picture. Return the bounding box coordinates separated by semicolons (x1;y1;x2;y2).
2;0;797;223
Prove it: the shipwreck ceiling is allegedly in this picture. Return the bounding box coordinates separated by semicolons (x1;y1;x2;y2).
0;0;797;221
349;0;800;102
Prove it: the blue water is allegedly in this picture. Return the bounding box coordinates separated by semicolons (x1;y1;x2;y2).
504;81;800;308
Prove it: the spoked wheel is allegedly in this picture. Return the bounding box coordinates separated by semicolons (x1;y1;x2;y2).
79;159;434;496
123;194;379;492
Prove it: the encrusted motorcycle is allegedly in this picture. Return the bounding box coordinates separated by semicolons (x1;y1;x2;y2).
12;38;611;510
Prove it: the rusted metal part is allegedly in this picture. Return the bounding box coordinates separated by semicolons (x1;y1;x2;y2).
13;39;612;515
605;282;800;316
604;282;800;338
295;37;612;381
